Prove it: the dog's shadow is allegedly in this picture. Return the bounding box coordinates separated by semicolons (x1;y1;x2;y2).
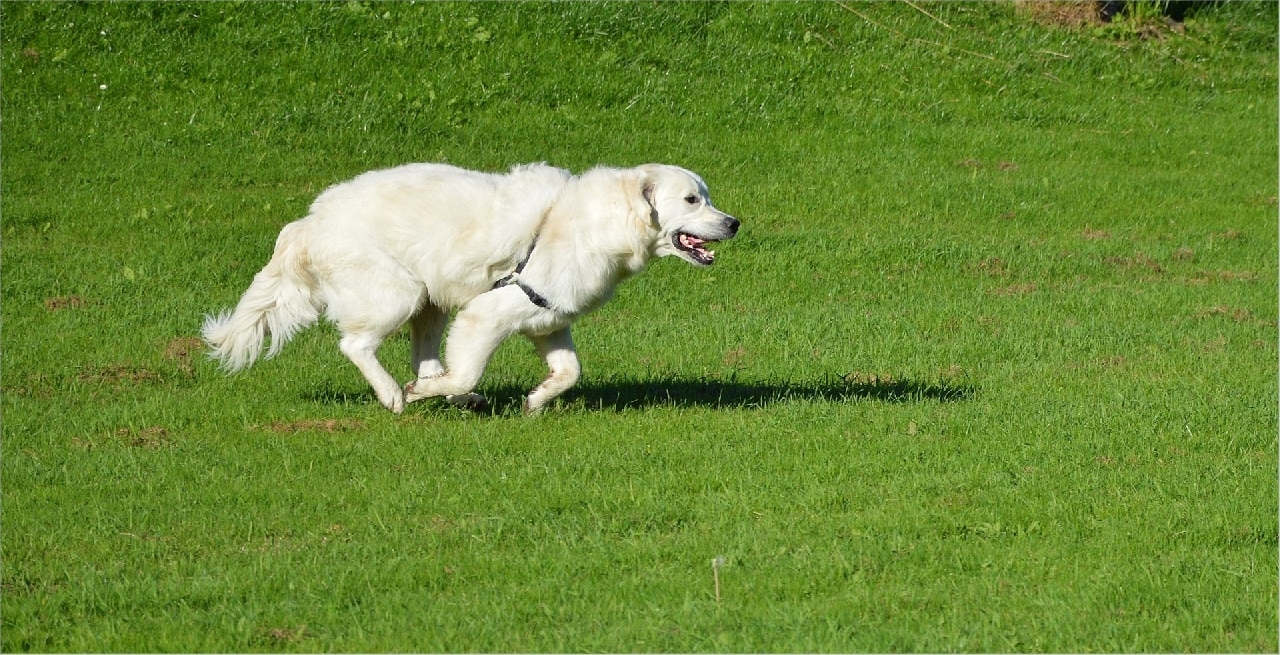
552;373;975;411
306;373;975;413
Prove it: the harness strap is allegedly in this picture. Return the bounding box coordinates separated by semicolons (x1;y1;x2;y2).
492;236;555;311
513;281;554;310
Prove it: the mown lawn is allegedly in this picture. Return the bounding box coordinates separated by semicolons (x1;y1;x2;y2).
2;1;1276;651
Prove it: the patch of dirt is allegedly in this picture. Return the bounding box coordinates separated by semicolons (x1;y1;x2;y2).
112;426;172;449
319;524;349;546
1065;355;1129;373
989;282;1038;297
1016;0;1101;28
428;515;457;533
956;159;1020;172
1185;270;1259;285
255;418;366;434
1097;355;1127;368
1201;335;1228;353
722;346;749;368
1080;227;1111;241
45;295;89;311
163;336;205;376
3;373;55;399
1198;306;1252;322
1125;20;1173;41
243;534;301;554
972;257;1009;277
1214;270;1258;283
1018;0;1184;40
260;626;307;645
840;371;898;386
1102;252;1163;274
78;364;163;386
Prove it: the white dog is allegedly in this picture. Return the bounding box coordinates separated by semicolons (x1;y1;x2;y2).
202;162;739;414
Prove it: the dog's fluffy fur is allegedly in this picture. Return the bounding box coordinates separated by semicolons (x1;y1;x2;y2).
202;162;739;413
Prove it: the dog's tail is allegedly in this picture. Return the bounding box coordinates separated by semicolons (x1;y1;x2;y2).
202;222;323;372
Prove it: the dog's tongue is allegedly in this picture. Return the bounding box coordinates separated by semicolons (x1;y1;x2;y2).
680;234;706;249
680;233;715;263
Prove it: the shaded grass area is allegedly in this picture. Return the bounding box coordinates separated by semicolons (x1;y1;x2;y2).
304;373;977;412
3;1;1277;651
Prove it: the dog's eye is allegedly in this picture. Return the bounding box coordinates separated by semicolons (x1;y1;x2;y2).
684;195;700;205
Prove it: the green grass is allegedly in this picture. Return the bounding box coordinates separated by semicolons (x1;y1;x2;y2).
2;1;1276;651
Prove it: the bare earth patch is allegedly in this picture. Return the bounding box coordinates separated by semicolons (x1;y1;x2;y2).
163;336;206;376
1197;306;1262;324
1103;252;1163;274
972;256;1010;277
260;626;307;646
78;364;163;386
1214;270;1258;283
990;282;1038;297
112;426;172;448
255;418;367;434
1015;0;1101;29
1185;270;1259;285
722;346;749;368
45;295;88;311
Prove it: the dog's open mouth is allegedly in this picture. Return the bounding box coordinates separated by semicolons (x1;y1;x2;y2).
674;231;718;265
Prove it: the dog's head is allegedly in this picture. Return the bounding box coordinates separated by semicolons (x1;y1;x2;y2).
639;164;740;267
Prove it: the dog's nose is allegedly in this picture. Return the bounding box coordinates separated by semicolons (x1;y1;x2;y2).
724;215;740;235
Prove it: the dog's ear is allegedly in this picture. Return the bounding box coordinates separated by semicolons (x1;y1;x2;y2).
637;164;662;221
630;165;661;229
641;178;657;213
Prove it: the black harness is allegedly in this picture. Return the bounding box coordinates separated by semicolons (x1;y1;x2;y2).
492;237;555;310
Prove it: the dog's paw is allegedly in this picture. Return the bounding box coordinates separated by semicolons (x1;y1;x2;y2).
522;397;547;416
380;389;406;414
446;393;490;413
403;378;435;403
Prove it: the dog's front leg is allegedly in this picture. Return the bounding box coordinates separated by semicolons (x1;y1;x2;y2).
524;327;580;415
403;291;519;408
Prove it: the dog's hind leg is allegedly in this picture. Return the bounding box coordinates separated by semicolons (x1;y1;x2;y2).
524;327;580;415
339;330;405;413
325;268;420;414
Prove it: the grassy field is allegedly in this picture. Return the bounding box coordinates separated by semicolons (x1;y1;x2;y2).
2;1;1276;651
